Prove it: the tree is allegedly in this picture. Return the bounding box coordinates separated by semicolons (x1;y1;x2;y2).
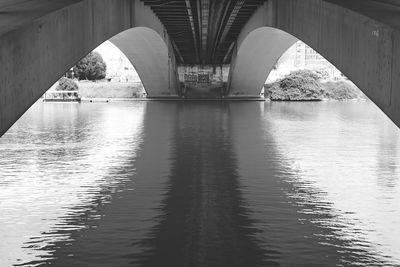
56;77;78;91
73;51;107;80
55;77;79;99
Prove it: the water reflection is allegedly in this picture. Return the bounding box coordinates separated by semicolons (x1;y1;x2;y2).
137;103;266;267
0;102;146;266
39;102;178;267
262;101;400;266
0;100;399;266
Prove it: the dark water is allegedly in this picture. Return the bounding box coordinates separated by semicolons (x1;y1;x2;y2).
0;101;399;267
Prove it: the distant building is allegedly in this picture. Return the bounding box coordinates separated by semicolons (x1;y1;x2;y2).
294;42;340;76
267;41;343;82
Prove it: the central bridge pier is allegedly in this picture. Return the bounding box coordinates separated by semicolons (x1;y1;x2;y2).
153;64;264;100
178;65;228;100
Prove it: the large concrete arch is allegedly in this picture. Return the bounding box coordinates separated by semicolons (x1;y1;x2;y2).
228;0;400;127
0;0;179;136
111;27;178;97
228;27;297;97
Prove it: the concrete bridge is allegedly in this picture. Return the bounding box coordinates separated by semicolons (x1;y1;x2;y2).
1;0;400;136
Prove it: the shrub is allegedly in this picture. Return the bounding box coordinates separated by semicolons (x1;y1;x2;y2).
264;68;367;101
73;51;107;81
56;77;78;91
322;80;364;100
266;70;324;101
288;69;322;81
314;69;330;80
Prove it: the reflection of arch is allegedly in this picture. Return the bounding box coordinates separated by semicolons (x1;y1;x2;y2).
228;0;400;128
0;0;179;136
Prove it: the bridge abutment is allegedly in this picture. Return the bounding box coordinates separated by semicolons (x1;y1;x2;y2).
0;0;179;136
228;0;400;127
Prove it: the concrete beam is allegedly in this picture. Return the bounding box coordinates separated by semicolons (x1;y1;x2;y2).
0;0;81;37
0;0;179;136
228;0;400;128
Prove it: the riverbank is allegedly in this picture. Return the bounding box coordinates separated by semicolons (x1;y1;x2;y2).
50;74;366;102
77;80;145;99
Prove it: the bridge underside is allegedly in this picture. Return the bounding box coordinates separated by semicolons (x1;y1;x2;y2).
2;0;400;136
141;0;268;64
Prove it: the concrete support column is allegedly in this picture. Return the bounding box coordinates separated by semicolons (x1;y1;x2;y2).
227;27;297;97
112;0;180;98
111;27;180;98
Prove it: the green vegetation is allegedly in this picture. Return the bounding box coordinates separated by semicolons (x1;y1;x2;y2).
265;70;364;101
73;51;107;81
56;77;78;91
265;70;324;101
55;77;79;99
322;80;364;100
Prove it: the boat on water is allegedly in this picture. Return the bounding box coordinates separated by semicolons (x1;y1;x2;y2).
43;91;81;102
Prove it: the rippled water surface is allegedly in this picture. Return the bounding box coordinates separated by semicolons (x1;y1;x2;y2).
0;101;399;266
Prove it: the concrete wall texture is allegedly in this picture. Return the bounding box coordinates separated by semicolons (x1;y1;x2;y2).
0;0;179;136
228;0;400;127
1;0;400;136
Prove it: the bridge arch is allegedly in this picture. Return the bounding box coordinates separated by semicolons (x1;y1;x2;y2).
228;27;297;97
228;0;400;127
111;27;177;97
0;0;180;136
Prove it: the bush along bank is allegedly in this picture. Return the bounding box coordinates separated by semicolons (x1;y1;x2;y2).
56;77;78;91
264;70;366;101
322;80;365;100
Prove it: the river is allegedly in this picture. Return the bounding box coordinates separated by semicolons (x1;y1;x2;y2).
0;100;399;266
